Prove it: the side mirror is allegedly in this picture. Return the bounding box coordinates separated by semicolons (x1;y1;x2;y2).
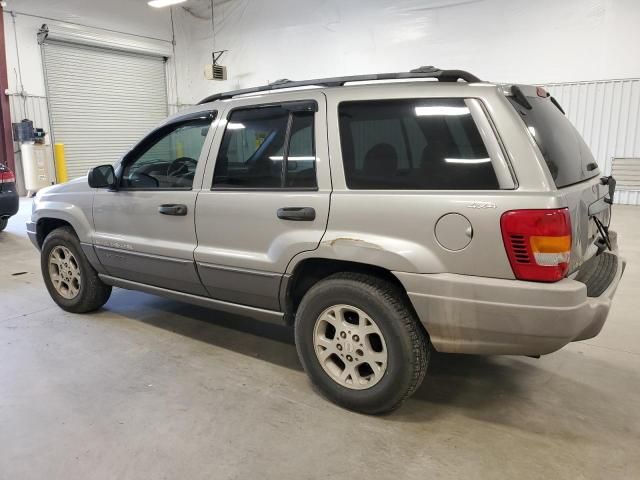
88;164;117;189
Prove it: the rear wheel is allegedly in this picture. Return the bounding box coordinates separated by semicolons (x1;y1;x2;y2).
41;227;112;313
0;217;8;231
295;272;430;414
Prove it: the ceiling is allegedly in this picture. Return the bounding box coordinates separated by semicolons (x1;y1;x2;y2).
179;0;236;20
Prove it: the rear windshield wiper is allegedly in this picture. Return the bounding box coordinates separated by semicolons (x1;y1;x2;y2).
550;96;565;114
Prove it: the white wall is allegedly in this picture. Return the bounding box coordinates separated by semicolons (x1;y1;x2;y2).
175;0;640;104
5;0;640;109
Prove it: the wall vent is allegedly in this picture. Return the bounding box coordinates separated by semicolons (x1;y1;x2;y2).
205;64;227;81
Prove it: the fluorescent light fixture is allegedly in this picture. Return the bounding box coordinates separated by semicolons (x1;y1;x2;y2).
445;157;491;164
148;0;187;8
226;122;245;130
415;106;470;116
269;156;315;161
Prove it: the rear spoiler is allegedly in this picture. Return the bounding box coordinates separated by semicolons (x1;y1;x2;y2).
505;84;566;114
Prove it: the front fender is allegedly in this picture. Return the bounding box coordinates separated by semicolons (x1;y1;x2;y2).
31;179;95;244
32;202;94;243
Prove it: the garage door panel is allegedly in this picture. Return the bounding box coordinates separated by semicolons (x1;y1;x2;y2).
43;41;168;180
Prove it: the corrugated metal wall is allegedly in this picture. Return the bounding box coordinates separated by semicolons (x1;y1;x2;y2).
543;79;640;205
42;42;169;179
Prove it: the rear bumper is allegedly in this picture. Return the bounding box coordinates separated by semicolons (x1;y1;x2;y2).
0;191;19;218
394;250;626;356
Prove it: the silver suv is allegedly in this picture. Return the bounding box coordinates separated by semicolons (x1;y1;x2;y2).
28;67;625;413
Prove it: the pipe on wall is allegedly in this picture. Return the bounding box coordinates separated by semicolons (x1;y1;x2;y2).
0;5;15;172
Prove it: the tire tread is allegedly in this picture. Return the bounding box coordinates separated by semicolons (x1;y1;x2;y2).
41;226;112;313
295;271;430;414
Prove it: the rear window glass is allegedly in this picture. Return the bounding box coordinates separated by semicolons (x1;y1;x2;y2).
338;99;499;190
508;95;598;188
213;106;316;189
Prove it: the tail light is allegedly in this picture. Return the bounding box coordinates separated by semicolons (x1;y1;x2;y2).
0;168;15;184
500;208;571;282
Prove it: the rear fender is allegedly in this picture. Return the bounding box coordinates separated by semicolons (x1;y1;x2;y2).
286;232;445;274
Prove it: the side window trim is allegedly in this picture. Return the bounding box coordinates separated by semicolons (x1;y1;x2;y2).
465;99;516;190
279;113;294;188
117;110;217;191
211;100;318;191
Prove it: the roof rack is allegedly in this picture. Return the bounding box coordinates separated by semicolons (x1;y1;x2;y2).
197;66;482;104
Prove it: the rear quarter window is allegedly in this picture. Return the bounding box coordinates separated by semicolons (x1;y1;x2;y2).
338;98;499;190
508;95;598;188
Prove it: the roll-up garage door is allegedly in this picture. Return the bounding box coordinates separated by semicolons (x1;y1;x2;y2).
43;41;168;179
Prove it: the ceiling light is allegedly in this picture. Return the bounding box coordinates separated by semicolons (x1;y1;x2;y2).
415;106;470;116
148;0;187;8
269;156;315;161
445;158;491;164
226;122;245;130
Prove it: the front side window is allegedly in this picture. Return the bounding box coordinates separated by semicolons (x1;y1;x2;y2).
213;105;316;189
121;114;214;189
339;99;499;190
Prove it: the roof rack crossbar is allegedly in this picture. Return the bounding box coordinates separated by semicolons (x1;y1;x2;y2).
197;66;482;104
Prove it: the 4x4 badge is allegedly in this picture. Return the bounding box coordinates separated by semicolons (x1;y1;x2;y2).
467;201;497;209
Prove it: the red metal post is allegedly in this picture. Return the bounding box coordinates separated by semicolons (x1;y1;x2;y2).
0;6;15;171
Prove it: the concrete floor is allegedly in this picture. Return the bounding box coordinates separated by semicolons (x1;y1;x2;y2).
1;199;639;480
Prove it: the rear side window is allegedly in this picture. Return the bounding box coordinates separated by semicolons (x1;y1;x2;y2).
213;105;316;189
338;99;499;190
508;95;597;188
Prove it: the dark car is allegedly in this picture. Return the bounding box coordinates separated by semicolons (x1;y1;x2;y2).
0;163;19;231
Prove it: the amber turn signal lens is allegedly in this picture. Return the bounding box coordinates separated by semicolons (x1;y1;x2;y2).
530;235;571;253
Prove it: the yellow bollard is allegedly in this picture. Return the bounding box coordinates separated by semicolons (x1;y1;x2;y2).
54;143;68;183
176;142;185;158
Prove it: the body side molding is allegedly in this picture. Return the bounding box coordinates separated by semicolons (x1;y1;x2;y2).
99;274;286;325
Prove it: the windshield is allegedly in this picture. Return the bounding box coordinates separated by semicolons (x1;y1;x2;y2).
508;95;598;188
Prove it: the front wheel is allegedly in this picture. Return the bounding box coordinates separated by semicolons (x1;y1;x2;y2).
295;273;430;414
0;217;8;231
41;226;112;313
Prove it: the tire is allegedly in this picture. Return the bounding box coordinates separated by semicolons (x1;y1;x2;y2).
0;217;7;231
41;226;112;313
295;272;430;414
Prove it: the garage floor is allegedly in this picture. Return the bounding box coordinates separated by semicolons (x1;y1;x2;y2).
1;199;639;479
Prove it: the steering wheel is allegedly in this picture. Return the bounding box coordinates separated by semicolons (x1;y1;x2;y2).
167;157;197;177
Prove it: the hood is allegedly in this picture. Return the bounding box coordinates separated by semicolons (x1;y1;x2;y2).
37;176;90;198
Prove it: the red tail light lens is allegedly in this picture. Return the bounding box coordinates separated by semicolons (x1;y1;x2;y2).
500;208;572;282
0;168;15;184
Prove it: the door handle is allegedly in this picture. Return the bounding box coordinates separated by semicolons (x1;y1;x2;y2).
158;204;188;216
277;207;316;221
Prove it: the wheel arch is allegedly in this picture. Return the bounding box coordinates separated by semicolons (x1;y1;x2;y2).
281;257;418;325
36;215;107;277
32;200;94;248
35;217;75;248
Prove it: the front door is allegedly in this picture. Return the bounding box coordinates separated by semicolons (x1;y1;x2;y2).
93;111;216;295
194;92;331;311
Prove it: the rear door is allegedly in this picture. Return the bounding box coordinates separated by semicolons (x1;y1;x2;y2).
508;88;609;271
194;91;330;311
